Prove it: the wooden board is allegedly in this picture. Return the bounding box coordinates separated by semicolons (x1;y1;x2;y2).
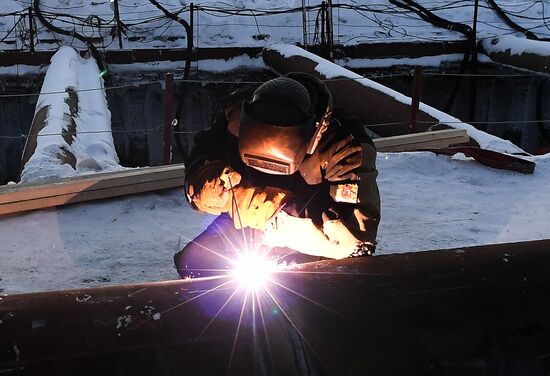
0;129;468;216
0;164;185;215
374;129;469;152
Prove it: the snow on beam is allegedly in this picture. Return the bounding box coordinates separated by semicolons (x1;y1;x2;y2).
20;46;122;184
481;36;550;75
1;239;550;375
263;44;525;155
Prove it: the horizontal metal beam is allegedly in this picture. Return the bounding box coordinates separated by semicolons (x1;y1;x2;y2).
0;47;263;67
0;41;466;68
1;239;550;375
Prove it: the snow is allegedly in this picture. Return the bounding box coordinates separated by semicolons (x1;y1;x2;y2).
1;152;549;294
2;0;550;53
1;1;550;295
481;35;550;57
20;46;123;183
269;43;525;154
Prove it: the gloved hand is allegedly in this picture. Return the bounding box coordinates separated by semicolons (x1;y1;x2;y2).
187;161;242;215
262;211;357;259
299;134;363;184
229;186;291;230
322;215;375;257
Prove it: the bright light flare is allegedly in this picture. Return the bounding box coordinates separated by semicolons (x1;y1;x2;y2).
231;253;276;291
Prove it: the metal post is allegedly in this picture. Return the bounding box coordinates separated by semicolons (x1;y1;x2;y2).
113;0;123;49
469;0;479;122
321;1;326;47
163;72;174;165
409;66;423;134
28;7;35;53
327;0;334;61
301;0;307;48
190;3;194;46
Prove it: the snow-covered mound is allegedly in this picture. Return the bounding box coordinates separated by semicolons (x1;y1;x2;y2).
20;46;122;183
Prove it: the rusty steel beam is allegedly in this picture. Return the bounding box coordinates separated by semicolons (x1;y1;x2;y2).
263;45;442;137
0;47;263;67
0;40;467;68
1;239;550;375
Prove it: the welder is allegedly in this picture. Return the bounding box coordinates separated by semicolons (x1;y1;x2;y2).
174;73;380;278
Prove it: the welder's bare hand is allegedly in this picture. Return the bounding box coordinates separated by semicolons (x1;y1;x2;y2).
188;162;242;215
229;186;291;230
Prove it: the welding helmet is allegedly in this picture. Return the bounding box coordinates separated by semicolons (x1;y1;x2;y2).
238;73;333;175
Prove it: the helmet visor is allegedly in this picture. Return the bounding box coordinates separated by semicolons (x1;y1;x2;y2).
239;101;315;175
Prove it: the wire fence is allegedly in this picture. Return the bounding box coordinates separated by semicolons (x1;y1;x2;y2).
1;70;547;100
1;118;548;141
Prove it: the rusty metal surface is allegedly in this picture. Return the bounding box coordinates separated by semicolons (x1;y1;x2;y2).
263;46;462;138
0;41;467;68
481;38;550;75
0;47;263;67
1;239;550;375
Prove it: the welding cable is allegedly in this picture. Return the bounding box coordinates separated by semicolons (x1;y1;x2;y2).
0;15;23;44
485;0;540;40
33;0;107;74
386;0;474;113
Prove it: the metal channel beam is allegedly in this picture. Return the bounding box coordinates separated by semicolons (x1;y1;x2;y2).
0;41;466;68
1;239;550;375
0;47;263;67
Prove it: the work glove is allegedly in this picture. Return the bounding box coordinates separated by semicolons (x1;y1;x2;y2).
262;211;359;259
322;214;375;257
187;161;242;215
229;186;291;230
299;134;363;184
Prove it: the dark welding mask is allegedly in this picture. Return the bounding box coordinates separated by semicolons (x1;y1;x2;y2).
239;102;316;175
238;74;333;175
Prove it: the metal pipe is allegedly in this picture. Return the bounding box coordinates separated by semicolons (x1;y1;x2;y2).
28;7;35;53
409;66;423;133
163;72;174;165
112;0;123;49
469;0;479;122
1;239;550;374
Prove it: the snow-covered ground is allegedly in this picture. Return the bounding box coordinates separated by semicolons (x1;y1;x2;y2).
1;151;549;294
1;1;550;295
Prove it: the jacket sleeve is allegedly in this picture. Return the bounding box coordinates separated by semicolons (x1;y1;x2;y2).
299;113;381;248
185;86;256;210
184;113;231;208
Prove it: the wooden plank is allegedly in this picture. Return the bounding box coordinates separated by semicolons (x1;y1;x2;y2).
0;165;185;215
0;164;185;204
374;129;469;151
0;128;468;215
0;178;183;215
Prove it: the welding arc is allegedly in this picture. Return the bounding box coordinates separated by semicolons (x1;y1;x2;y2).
33;0;106;74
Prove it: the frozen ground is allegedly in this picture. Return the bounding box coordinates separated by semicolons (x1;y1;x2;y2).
1;151;549;294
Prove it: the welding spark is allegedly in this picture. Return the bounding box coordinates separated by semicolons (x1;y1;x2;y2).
231;252;277;291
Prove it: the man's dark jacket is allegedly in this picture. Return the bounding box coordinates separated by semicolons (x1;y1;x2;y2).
185;93;381;248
